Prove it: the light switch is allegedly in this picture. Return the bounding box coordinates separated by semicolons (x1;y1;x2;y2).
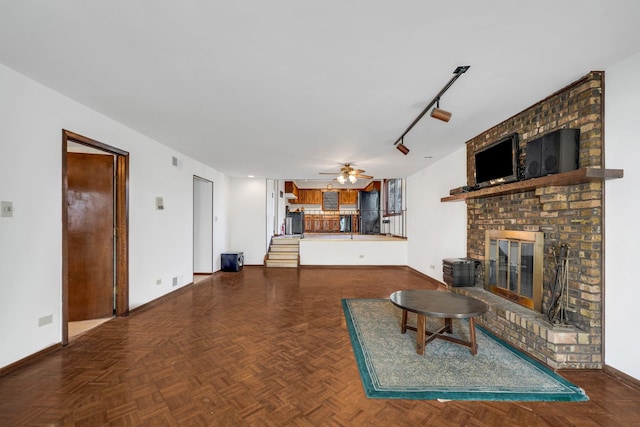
155;197;164;210
1;201;13;218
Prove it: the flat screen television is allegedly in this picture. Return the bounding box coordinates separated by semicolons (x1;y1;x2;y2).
474;133;519;188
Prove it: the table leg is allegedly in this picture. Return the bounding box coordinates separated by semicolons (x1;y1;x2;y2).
469;317;478;356
401;309;407;334
444;317;452;333
416;314;426;355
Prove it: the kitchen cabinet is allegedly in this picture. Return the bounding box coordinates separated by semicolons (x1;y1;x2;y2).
363;181;381;192
323;215;340;232
340;189;357;205
313;189;322;204
303;214;359;233
285;181;299;203
306;189;321;204
294;189;322;205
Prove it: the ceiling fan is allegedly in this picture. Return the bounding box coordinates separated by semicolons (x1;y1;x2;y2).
319;163;373;184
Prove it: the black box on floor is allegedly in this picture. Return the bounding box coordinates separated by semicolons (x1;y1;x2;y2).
221;252;244;272
443;258;478;287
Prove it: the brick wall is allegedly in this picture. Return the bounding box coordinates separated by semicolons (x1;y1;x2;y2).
464;71;604;368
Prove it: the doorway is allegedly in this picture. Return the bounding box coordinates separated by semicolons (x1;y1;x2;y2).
193;176;214;277
62;130;129;344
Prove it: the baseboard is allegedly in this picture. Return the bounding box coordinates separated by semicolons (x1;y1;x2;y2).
406;266;448;288
2;282;197;376
298;265;408;270
0;343;62;379
129;282;194;315
603;364;640;390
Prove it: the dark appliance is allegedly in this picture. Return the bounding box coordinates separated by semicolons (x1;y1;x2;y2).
287;211;304;235
474;133;520;188
442;258;478;287
221;252;244;272
339;215;352;232
525;128;579;179
359;190;380;234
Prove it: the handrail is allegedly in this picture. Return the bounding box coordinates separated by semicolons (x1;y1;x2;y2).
285;209;407;239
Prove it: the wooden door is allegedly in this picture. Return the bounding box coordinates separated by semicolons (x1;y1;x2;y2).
67;152;115;321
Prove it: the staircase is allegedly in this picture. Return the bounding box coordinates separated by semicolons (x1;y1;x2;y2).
265;236;300;268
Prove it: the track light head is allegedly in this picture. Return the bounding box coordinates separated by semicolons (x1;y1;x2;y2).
396;143;410;155
392;65;470;154
430;107;452;122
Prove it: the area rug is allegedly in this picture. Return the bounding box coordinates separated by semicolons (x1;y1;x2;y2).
342;298;589;401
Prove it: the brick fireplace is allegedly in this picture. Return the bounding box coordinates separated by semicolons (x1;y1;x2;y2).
446;71;616;369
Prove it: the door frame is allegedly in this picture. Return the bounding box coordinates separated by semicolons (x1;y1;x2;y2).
61;129;129;345
193;175;214;274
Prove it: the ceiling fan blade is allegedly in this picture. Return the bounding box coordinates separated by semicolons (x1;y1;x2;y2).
319;172;339;175
356;174;373;179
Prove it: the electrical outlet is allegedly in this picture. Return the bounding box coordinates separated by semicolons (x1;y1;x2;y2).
1;201;13;218
172;277;178;287
156;279;162;285
429;264;435;269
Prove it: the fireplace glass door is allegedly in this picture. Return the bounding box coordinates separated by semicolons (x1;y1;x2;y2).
489;240;533;296
485;230;543;311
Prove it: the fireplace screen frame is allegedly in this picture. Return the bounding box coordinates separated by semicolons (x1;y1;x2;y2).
484;230;544;311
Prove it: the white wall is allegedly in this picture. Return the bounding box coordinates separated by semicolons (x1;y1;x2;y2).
277;180;287;235
604;51;640;381
406;148;467;280
0;63;231;368
229;178;267;265
265;179;276;249
300;240;407;265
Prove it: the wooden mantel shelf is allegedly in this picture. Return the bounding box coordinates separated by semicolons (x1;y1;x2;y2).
441;168;624;202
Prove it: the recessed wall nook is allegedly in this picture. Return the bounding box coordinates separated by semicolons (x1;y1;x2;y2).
442;71;623;369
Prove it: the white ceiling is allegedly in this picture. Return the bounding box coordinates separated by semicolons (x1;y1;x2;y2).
2;1;639;182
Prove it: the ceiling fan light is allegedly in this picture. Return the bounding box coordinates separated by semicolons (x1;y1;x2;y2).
348;175;357;184
337;175;346;184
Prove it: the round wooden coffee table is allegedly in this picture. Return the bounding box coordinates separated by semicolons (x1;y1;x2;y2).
389;289;487;355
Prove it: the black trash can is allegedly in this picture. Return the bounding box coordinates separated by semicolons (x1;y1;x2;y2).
221;252;244;272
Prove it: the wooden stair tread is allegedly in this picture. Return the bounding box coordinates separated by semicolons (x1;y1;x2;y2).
266;236;300;268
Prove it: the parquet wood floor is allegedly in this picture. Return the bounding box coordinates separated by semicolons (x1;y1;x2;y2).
1;266;639;426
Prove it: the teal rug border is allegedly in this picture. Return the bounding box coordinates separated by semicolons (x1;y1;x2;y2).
342;298;589;401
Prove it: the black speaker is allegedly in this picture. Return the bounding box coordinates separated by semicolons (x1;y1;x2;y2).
524;138;542;179
524;129;579;179
541;129;579;175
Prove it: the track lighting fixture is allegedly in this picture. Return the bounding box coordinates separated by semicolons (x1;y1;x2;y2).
430;98;452;122
393;65;470;155
396;138;410;155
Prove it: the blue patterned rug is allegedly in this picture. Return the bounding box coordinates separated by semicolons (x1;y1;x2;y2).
342;298;589;401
